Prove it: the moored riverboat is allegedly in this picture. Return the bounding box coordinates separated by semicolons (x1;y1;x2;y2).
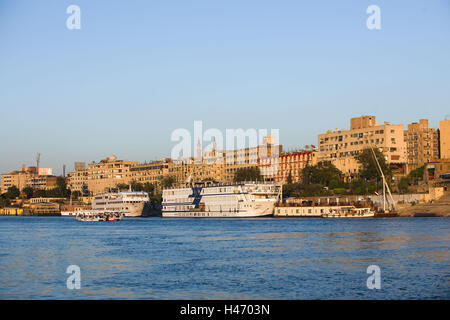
322;206;375;218
162;182;282;218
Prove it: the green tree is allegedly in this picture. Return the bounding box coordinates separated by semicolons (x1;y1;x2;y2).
398;177;410;193
116;183;129;191
328;179;340;190
301;162;343;187
350;179;367;195
287;170;293;184
161;175;176;189
34;189;47;198
142;182;155;195
234;167;262;183
355;148;391;181
151;193;163;204
130;180;144;191
408;166;424;185
0;194;10;208
22;186;34;199
59;177;69;197
301;165;317;185
5;186;20;199
71;190;81;200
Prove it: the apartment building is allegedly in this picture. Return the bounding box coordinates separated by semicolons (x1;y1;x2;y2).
440;120;450;160
1;166;57;194
259;150;318;183
318;116;407;177
128;160;170;186
404;119;440;173
66;168;88;194
169;159;225;185
224;143;282;183
67;155;138;195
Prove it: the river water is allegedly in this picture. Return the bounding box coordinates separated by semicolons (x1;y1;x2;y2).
0;216;448;299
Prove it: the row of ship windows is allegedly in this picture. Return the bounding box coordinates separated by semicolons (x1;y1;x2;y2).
164;206;239;212
95;201;142;205
277;208;325;214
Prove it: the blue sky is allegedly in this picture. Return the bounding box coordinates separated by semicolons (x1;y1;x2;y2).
0;0;449;175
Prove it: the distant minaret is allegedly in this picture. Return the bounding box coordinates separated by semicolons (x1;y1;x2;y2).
63;164;66;177
212;137;216;155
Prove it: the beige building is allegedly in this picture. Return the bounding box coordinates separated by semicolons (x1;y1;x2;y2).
425;159;450;181
67;155;137;195
66;168;88;194
1;166;34;193
224;144;282;183
440;120;450;160
404;119;440;173
169;160;225;185
66;141;281;194
128;160;170;186
1;166;57;194
318;116;407;177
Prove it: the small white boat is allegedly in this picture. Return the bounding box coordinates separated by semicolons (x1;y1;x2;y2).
322;206;375;218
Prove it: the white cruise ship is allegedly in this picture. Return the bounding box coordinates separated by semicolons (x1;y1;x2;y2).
92;191;150;217
162;183;282;218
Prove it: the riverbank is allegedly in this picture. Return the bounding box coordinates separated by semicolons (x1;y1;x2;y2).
395;191;450;217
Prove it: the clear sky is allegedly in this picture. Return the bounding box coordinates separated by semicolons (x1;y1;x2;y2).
0;0;449;175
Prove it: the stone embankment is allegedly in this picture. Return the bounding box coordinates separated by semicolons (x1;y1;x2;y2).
396;190;450;217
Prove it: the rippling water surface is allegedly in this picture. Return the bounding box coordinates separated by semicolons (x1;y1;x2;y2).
0;217;448;299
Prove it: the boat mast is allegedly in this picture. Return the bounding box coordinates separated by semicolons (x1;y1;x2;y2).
370;146;396;212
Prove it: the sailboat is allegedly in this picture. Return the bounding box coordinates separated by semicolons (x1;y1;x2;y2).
369;146;398;216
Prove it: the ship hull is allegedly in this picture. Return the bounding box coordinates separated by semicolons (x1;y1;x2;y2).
321;213;375;218
162;211;274;218
124;203;145;217
162;201;275;218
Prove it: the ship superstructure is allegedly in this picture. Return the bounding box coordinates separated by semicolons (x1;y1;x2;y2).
92;191;150;217
162;183;282;218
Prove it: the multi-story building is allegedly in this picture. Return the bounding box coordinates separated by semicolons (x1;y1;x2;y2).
224;143;282;183
440;120;450;160
29;175;58;190
169;159;225;185
67;155;138;195
404;119;440;173
127;160;170;186
259;150;318;183
1;166;57;194
318;116;407;177
66;167;88;194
